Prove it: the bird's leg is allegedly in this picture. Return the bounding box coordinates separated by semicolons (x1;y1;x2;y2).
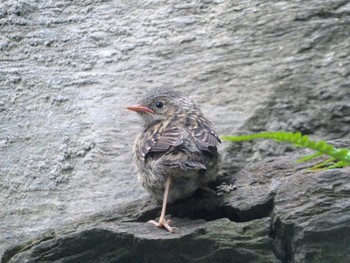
148;176;178;233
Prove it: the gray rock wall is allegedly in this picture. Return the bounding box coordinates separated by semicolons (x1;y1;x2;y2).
1;0;349;261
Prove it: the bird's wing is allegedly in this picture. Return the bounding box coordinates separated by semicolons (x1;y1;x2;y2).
163;159;207;170
188;115;221;151
151;124;184;152
139;123;184;158
139;114;220;158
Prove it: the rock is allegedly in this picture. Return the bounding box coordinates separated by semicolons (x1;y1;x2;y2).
1;0;350;261
2;218;277;263
2;150;349;262
271;164;350;262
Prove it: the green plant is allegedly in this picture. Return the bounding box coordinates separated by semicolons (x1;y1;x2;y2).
221;132;350;170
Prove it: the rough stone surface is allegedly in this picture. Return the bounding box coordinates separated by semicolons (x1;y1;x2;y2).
2;151;350;263
1;0;350;262
2;218;277;263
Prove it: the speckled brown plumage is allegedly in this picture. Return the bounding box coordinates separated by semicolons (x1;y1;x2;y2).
127;88;220;232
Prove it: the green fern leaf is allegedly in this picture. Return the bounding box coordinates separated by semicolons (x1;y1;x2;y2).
221;131;350;170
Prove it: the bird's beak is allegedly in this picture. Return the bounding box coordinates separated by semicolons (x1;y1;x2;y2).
127;104;155;114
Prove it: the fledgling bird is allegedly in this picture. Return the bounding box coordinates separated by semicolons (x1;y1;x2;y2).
127;88;220;232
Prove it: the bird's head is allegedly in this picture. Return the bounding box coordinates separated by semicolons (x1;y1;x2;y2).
127;88;195;128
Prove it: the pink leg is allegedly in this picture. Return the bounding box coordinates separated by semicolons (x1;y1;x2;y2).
148;176;178;233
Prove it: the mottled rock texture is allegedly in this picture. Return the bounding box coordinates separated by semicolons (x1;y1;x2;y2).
1;0;349;262
2;152;350;263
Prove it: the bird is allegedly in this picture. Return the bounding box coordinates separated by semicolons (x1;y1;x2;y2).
127;88;220;232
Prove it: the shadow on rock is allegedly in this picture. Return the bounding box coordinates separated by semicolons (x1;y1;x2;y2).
3;147;350;263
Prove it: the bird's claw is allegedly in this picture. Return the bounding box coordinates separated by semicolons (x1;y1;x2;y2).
148;218;179;233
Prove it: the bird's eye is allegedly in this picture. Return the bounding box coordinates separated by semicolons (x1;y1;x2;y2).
155;101;164;109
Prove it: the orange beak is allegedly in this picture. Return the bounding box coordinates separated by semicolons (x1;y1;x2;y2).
127;104;154;114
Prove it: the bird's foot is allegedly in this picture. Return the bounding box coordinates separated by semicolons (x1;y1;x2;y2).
147;218;179;233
